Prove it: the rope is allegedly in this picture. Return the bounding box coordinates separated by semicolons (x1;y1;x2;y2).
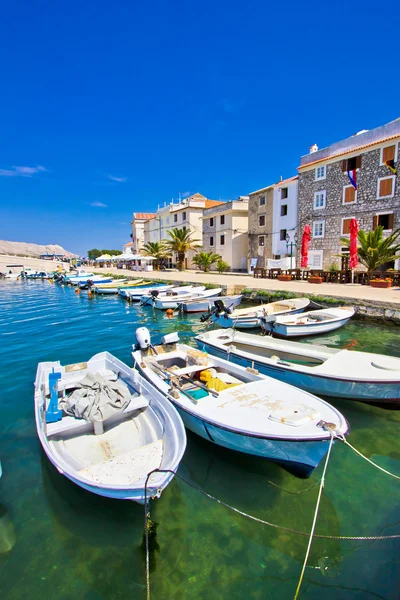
144;476;151;600
336;434;400;480
294;433;334;599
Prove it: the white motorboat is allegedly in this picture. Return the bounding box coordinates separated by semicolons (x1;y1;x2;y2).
211;298;310;329
140;285;200;306
181;295;243;314
119;284;173;300
132;328;349;476
153;287;222;310
77;276;114;288
196;328;400;404
94;280;152;294
35;351;186;503
266;306;356;338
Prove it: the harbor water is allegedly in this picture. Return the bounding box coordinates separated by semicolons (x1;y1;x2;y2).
0;280;400;599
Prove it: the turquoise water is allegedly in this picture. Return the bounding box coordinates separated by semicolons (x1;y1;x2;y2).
0;280;400;599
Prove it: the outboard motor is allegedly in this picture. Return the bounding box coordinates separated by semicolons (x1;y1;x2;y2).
150;290;159;298
135;327;151;350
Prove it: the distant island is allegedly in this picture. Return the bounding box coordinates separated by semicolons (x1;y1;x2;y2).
0;240;77;258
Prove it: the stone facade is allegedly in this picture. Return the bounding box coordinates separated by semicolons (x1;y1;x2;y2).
298;122;400;270
248;187;274;268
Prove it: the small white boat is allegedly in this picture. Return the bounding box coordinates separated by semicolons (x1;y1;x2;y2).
77;277;114;288
181;295;242;314
35;352;186;503
153;287;221;310
267;306;356;338
64;269;94;283
211;298;310;329
120;284;174;301
196;328;400;404
132;328;349;476
94;280;152;294
140;285;197;306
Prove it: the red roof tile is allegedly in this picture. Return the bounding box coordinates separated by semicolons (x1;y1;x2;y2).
133;213;157;220
204;200;225;208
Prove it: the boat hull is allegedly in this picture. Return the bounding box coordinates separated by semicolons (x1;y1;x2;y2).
213;306;305;329
166;402;331;476
196;339;400;403
272;316;352;338
182;295;242;313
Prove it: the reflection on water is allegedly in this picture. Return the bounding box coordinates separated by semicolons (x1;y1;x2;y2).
0;282;399;599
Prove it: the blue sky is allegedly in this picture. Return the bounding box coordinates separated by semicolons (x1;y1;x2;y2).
0;0;399;256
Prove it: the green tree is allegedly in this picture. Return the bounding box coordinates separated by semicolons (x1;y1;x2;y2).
165;227;200;271
216;259;230;273
340;226;400;272
101;249;122;256
141;241;170;270
192;251;221;272
87;248;102;260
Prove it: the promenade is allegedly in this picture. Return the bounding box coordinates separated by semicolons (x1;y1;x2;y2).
94;265;400;306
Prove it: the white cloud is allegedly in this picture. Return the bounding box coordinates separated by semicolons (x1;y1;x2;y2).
108;174;127;183
89;201;107;208
0;165;46;177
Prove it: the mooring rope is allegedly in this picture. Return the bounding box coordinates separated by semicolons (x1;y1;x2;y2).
294;433;334;599
142;434;400;600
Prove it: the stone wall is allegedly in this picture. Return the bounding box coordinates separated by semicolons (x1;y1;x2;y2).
297;141;400;269
248;188;273;267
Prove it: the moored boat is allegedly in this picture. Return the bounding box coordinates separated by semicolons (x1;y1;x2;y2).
140;285;198;306
181;294;242;314
195;328;400;403
120;284;172;300
34;351;186;503
211;298;310;329
132;328;349;476
94;280;152;294
266;306;355;338
153;287;222;310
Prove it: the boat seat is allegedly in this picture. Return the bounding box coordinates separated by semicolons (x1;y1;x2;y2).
46;394;149;438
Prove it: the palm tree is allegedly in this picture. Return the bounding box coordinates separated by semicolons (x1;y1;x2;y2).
192;251;221;272
141;241;170;270
165;227;200;270
341;226;400;272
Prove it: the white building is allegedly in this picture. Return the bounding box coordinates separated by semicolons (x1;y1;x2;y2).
203;197;249;271
130;213;157;252
271;176;298;266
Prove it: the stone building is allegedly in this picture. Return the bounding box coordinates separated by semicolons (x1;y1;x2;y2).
297;118;400;270
248;184;274;268
202;197;249;271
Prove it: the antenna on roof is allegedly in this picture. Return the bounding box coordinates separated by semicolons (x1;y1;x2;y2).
280;175;283;182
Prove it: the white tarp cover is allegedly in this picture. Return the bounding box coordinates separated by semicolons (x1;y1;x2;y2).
267;257;295;269
59;372;131;423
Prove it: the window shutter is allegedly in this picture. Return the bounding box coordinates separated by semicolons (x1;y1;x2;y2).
342;159;348;172
372;216;378;229
380;178;393;197
388;214;394;230
344;186;355;203
343;219;351;235
382;145;395;163
355;155;362;169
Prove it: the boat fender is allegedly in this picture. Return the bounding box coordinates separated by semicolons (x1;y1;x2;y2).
135;327;151;350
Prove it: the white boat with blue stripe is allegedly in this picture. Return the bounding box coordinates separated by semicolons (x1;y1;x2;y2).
266;306;355;338
35;352;186;503
211;298;310;329
195;328;400;404
132;328;349;476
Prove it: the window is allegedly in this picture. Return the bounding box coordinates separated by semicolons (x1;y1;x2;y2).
174;214;178;223
308;250;323;268
280;229;287;241
281;205;288;216
373;213;394;230
377;176;395;199
210;217;214;227
220;215;225;225
313;221;325;238
342;156;362;171
381;144;397;165
259;215;265;227
315;165;326;180
259;196;266;206
273;254;281;260
281;187;288;199
182;211;186;221
343;185;356;204
342;218;354;235
313;191;326;209
220;235;225;245
258;235;265;247
210;236;214;246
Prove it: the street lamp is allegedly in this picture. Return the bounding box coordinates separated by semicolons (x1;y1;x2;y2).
286;232;298;269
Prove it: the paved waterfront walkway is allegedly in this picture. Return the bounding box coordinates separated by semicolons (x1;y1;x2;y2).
94;266;400;306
